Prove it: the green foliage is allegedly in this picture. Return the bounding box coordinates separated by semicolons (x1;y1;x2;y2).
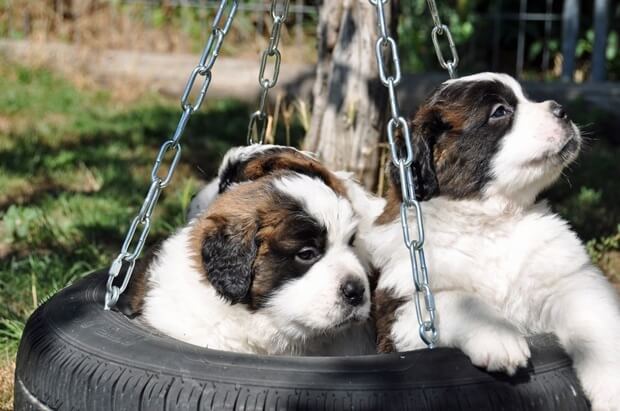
397;0;620;79
398;0;477;73
587;226;620;264
574;28;619;65
528;39;559;63
0;319;23;353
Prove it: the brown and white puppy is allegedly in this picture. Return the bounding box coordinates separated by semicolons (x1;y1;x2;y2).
363;73;620;410
125;147;374;356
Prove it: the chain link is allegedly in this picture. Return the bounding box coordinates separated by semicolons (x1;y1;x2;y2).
247;0;290;144
104;0;239;310
426;0;459;78
369;0;438;348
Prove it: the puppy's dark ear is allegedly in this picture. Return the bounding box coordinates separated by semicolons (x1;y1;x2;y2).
389;107;442;201
200;218;257;304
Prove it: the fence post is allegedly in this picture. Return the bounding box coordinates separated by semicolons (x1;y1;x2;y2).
542;0;554;73
561;0;579;82
591;0;609;82
492;0;503;72
516;0;527;78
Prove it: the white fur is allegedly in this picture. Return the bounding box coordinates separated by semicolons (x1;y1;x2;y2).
366;74;620;410
143;173;374;356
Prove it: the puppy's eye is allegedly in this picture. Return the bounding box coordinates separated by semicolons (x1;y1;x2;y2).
348;233;356;247
490;104;511;119
295;247;321;264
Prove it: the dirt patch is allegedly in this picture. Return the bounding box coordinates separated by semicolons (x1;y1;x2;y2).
0;117;10;134
0;39;315;104
0;355;14;411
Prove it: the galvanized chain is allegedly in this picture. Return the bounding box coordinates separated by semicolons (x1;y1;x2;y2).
426;0;459;78
369;0;438;348
104;0;239;310
247;0;290;144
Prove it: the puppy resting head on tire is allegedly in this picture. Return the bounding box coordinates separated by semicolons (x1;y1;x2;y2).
126;147;371;356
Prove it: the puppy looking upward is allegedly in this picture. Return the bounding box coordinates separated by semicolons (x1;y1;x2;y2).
366;73;620;410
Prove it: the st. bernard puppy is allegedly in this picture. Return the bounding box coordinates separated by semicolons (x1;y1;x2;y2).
366;73;620;410
122;146;375;356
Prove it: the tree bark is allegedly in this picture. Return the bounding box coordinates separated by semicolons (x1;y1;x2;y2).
304;0;397;191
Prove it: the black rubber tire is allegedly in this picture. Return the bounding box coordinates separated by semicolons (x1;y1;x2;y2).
14;269;590;411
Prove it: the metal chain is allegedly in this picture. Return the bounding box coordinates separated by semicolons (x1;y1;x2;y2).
104;0;239;310
369;0;438;348
426;0;459;78
247;0;290;144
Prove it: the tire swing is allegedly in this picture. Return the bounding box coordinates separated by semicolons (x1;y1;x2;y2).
14;1;589;410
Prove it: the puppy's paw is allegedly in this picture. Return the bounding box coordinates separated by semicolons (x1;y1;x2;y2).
583;370;620;411
461;326;531;376
589;389;620;411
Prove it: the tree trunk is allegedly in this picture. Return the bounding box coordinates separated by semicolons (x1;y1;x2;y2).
304;0;397;191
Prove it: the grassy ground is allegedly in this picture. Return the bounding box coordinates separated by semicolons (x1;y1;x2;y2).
0;62;618;409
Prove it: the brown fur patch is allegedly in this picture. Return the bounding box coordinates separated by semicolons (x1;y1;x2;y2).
247;202;323;308
375;185;400;225
229;149;348;198
373;288;409;353
436;105;468;132
188;181;265;275
117;244;160;316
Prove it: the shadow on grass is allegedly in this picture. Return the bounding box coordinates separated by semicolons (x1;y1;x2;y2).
0;101;249;186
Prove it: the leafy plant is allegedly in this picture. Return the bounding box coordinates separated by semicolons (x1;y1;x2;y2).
0;319;23;353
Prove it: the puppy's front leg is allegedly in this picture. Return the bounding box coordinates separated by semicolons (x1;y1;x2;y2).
391;290;531;375
540;270;620;411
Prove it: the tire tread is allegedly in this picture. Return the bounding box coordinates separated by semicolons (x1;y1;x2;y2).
14;271;591;411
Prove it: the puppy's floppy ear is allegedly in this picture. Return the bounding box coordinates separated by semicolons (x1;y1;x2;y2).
199;216;257;304
389;106;442;201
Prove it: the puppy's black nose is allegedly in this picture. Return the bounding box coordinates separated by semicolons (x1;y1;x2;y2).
341;279;365;306
550;101;567;120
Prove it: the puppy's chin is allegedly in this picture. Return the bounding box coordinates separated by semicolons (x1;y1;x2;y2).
501;125;581;201
331;312;369;331
524;126;581;171
284;309;370;340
